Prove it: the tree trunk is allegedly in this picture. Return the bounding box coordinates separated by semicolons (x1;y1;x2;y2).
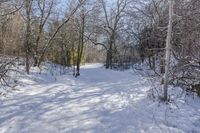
105;34;114;69
148;56;152;69
72;45;76;76
25;49;30;74
163;0;173;101
160;52;165;74
75;4;85;77
33;55;38;67
66;50;71;67
109;35;114;69
152;55;156;71
110;47;113;69
105;50;110;69
24;0;32;74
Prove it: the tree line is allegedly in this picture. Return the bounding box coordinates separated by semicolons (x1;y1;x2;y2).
0;0;199;100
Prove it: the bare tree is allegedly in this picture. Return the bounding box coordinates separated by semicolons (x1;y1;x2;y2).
37;0;86;67
32;0;54;67
85;0;123;68
23;0;33;74
75;0;85;77
97;0;129;69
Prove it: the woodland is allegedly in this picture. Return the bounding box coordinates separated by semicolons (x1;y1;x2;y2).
0;0;200;132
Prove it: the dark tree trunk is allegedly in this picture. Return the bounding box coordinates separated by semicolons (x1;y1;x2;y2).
105;50;110;69
160;53;165;74
33;55;38;67
25;50;30;74
105;34;114;69
148;56;152;69
75;6;85;77
24;0;32;74
152;56;156;71
66;51;71;67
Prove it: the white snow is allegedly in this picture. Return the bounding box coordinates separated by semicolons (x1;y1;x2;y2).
0;63;200;133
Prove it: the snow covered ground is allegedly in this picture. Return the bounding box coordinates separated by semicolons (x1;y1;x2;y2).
0;63;200;133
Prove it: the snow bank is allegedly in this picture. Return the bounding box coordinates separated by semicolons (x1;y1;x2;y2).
0;63;199;133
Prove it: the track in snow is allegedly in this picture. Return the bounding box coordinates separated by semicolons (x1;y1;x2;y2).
0;64;199;133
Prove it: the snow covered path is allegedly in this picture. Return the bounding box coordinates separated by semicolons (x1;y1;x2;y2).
0;64;200;133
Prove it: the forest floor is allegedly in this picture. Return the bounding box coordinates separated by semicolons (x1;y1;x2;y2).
0;63;200;133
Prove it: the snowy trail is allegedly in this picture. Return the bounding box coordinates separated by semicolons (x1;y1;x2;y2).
0;64;200;133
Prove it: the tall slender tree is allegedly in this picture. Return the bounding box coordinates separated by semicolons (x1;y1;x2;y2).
163;0;173;101
75;0;85;77
23;0;33;74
